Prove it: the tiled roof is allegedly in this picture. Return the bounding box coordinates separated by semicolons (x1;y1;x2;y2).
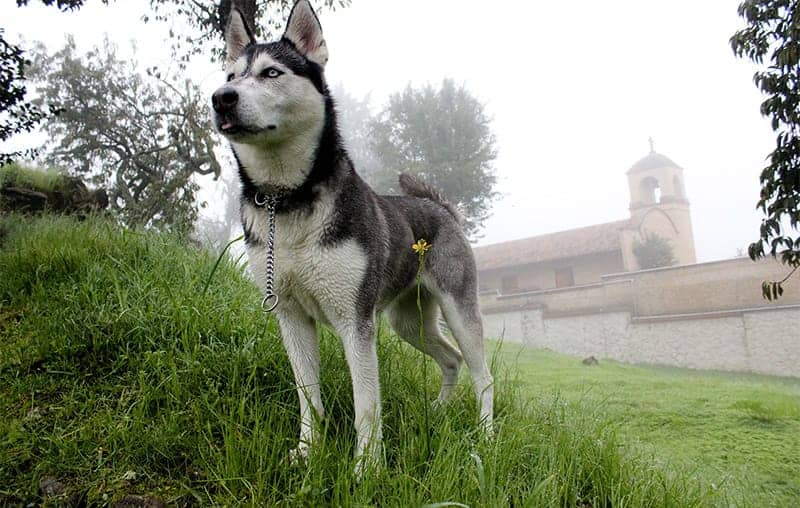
473;220;629;271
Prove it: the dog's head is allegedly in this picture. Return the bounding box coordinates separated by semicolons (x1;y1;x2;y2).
212;0;328;149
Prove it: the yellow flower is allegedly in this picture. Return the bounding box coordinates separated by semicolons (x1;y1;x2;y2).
412;239;431;253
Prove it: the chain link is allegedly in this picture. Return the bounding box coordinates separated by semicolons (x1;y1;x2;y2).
255;192;279;312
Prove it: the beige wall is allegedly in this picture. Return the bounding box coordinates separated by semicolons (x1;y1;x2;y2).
605;256;798;316
478;251;625;294
482;257;798;316
480;257;800;377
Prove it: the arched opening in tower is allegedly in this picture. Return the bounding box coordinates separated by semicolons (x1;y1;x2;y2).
640;176;661;204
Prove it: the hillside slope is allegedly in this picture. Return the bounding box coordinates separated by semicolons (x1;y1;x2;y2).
0;215;720;506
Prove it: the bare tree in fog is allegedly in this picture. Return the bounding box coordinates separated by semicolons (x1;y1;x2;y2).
29;37;219;232
368;79;498;240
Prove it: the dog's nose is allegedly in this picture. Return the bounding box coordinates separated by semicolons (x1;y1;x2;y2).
212;88;239;112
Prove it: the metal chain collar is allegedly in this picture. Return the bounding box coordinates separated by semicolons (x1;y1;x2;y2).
254;192;279;312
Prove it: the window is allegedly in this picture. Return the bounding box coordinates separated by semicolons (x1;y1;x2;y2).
555;267;574;288
501;275;519;294
640;176;661;204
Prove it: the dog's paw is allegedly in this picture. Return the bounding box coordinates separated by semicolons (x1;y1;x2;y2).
479;418;495;439
288;444;310;466
353;444;384;480
353;453;378;480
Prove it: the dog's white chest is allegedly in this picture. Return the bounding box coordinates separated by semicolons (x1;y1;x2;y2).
243;203;367;323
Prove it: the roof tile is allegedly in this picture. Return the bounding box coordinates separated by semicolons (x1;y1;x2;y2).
473;220;629;271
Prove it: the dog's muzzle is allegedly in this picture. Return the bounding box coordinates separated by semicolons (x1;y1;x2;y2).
212;87;245;134
212;87;238;114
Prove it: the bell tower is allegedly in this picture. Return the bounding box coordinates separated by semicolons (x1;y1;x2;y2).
623;139;697;268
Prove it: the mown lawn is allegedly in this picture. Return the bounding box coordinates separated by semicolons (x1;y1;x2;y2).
497;345;800;506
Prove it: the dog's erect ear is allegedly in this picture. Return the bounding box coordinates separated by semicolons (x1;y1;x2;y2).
282;0;328;67
225;8;254;65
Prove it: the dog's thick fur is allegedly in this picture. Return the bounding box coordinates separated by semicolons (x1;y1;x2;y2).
212;0;493;471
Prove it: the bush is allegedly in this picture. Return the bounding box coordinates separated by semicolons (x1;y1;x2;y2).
633;233;677;269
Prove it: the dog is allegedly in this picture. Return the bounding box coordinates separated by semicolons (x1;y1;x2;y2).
211;0;493;472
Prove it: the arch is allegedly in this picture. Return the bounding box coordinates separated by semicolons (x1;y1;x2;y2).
635;206;680;235
639;176;661;204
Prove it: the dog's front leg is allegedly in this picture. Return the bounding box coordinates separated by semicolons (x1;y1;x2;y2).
333;317;382;475
276;299;323;463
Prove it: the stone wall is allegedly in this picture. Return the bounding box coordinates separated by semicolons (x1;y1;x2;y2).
481;257;800;377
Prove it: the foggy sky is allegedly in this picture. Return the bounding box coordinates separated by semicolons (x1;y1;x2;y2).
1;0;774;262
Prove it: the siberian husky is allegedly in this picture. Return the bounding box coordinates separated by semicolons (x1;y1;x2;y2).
211;0;493;472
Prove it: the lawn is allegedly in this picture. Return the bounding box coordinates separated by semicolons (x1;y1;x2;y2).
497;345;800;506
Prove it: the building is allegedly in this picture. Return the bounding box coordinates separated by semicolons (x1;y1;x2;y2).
474;142;800;377
474;143;696;295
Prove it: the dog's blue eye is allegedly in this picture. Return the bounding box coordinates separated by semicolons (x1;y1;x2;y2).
226;73;235;82
261;67;282;79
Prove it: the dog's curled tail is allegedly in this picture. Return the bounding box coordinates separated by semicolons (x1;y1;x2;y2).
398;173;465;226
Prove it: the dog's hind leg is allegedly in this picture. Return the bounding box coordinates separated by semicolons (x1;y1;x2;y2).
436;292;494;432
275;299;323;462
387;288;463;403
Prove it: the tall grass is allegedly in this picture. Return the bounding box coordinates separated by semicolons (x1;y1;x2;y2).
0;163;66;192
0;214;720;505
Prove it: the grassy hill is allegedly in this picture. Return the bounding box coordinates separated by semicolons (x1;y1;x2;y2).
0;214;722;506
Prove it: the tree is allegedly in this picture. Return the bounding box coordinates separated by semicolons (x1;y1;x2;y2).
731;0;800;299
1;1;348;163
1;1;98;163
1;30;46;164
145;0;349;67
369;79;499;239
633;233;677;270
29;37;220;232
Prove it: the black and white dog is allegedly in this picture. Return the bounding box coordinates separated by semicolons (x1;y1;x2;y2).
212;0;493;472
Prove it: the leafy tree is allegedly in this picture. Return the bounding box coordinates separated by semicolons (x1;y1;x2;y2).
29;37;220;232
0;29;47;164
731;0;800;299
2;1;114;164
633;233;677;270
369;79;499;239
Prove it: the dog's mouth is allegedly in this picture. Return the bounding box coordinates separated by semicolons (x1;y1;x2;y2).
219;117;245;135
218;117;274;138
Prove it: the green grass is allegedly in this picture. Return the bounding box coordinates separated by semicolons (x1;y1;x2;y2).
0;214;724;506
0;162;66;192
498;346;800;506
